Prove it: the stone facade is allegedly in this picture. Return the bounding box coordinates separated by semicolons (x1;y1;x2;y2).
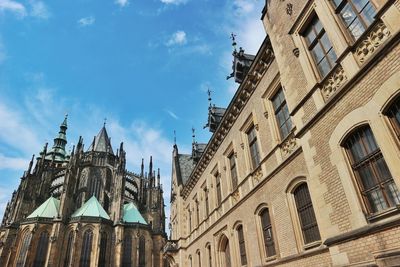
165;0;400;266
0;119;167;267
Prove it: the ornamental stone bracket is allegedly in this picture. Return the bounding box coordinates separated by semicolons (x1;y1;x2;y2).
280;134;298;157
252;167;263;184
355;21;391;64
163;240;179;254
232;189;240;204
321;65;348;100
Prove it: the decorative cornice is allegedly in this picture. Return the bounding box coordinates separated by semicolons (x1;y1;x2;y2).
181;36;275;200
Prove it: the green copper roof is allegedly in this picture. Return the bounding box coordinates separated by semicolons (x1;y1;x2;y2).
27;197;60;219
123;202;147;224
72;196;110;219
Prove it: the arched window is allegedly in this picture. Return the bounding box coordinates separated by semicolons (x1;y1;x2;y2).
385;96;400;139
33;231;50;267
122;235;132;267
16;231;32;267
222;239;231;267
98;233;108;267
87;177;101;200
138;236;145;267
237;225;247;265
260;208;276;257
343;125;400;213
293;183;321;244
80;230;93;267
189;255;193;267
197;250;202;267
63;232;74;267
207;244;212;267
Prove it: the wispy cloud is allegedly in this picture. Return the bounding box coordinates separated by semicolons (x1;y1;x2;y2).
0;154;27;170
115;0;129;7
165;109;179;120
0;0;27;17
160;0;188;5
78;16;95;27
166;30;187;46
29;0;51;19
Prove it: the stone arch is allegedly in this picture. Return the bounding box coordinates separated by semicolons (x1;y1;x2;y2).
217;234;232;267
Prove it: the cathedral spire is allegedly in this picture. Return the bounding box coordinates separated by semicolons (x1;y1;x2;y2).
45;115;68;162
141;158;144;177
149;156;153;178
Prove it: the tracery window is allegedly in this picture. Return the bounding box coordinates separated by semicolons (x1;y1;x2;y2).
139;236;145;267
229;152;238;189
16;231;32;267
237;225;247;266
272;88;292;139
98;233;108;267
260;208;276;257
293;184;321;244
80;230;93;267
88;177;101;199
63;232;74;267
331;0;376;39
303;15;337;77
247;125;261;168
343;126;400;213
33;231;50;267
385;96;400;139
122;235;132;267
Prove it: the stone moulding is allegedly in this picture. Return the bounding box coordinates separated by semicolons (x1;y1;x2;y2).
355;21;391;64
321;65;348;100
280;133;297;157
252;167;263;183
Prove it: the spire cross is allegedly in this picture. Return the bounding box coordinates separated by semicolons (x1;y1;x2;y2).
103;117;107;127
207;88;212;107
230;33;237;51
173;130;176;145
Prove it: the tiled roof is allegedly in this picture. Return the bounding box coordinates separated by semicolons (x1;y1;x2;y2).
27;197;60;219
87;126;114;154
71;196;110;219
123;202;147;224
178;154;194;185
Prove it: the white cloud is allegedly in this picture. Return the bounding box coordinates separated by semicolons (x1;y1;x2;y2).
0;154;28;170
115;0;129;7
78;16;95;27
233;0;255;16
166;30;187;46
29;0;50;19
0;0;27;17
160;0;187;5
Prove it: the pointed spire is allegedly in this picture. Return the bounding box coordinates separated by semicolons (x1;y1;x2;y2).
157;168;160;186
192;127;196;144
27;154;35;174
149;156;153;177
88;125;114;154
141;158;144;177
45;115;68;162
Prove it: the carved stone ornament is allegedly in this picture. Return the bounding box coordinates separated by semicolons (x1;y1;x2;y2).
232;190;240;203
286;3;293;15
293;48;300;58
281;135;297;156
240;143;245;149
321;65;348;100
50;235;57;243
264;111;268;119
252;168;263;183
355;21;391;64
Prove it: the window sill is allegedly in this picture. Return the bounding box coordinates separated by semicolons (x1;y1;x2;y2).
367;205;400;223
303;240;322;250
265;255;277;263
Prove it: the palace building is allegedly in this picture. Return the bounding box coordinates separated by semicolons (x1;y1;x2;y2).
0;117;167;266
164;0;400;266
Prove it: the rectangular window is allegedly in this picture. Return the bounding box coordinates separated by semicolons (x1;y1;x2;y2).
215;172;222;207
204;188;210;218
229;152;238;189
188;208;192;233
272;88;293;139
195;200;200;226
303;15;337;77
247;125;260;168
332;0;376;39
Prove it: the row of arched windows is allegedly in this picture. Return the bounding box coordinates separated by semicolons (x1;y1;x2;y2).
16;230;49;267
121;235;146;267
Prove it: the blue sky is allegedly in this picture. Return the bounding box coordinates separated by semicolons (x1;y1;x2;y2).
0;0;265;218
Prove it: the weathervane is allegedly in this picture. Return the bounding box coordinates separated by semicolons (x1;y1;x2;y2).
192;127;196;144
173;130;176;145
103;117;107;127
230;33;237;52
207;88;212;107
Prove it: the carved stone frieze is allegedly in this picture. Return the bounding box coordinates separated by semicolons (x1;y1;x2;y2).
252;167;263;183
281;134;297;157
355;21;391;64
321;65;347;100
232;190;240;203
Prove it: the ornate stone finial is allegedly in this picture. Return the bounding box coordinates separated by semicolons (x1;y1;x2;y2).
103;117;107;127
192;127;196;144
207;88;212;108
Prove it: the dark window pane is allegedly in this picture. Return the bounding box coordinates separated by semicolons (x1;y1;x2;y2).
318;57;331;77
311;44;325;63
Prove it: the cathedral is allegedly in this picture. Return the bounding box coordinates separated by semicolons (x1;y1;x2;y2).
0;116;167;267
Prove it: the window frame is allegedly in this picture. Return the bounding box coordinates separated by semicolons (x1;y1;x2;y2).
342;125;400;215
236;224;248;266
271;87;293;140
228;151;239;190
246;124;261;169
215;171;222;207
259;208;277;258
384;96;400;140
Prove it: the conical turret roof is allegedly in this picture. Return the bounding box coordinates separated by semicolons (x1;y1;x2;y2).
27;197;60;219
72;196;110;219
87;126;114;154
123;202;147;224
46;115;68;162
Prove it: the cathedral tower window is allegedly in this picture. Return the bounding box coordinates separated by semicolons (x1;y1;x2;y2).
98;233;108;267
80;230;93;267
342;125;400;214
33;231;50;267
293;184;321;244
139;236;146;267
122;235;132;267
302;15;337;78
16;231;32;267
63;232;74;267
331;0;376;40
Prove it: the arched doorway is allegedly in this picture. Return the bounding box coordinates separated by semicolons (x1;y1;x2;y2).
219;235;231;267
